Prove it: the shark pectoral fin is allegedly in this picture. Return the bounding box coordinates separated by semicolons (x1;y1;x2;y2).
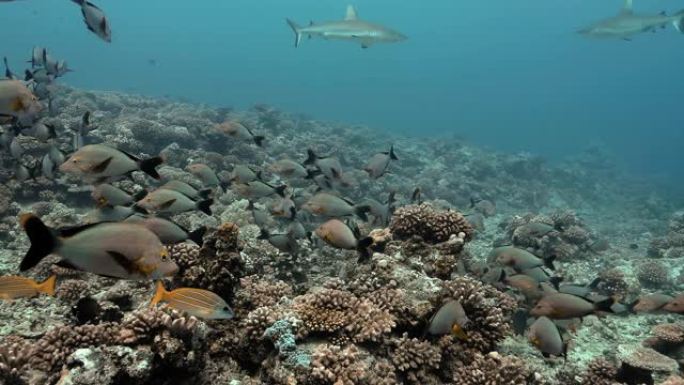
345;5;358;21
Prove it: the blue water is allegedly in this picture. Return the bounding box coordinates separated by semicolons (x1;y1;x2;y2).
2;0;683;188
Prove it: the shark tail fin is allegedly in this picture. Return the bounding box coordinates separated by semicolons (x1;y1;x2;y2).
286;19;303;47
673;10;684;33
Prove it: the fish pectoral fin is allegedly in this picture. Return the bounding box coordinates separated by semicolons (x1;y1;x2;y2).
158;199;177;210
106;250;137;274
10;97;26;112
91;156;113;173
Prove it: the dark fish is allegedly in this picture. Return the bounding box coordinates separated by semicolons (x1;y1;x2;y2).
491;246;555;271
71;0;112;43
215;120;265;146
159;180;211;201
304;149;343;180
362;192;395;227
530;293;613;319
314;219;373;261
269;159;307;179
427;299;469;340
84;205;145;224
248;201;273;228
137;188;213;216
125;216;205;246
302;192;370;220
91;183;145;207
663;294;684;314
59;144;163;182
631;293;674;313
233;180;287;200
19;214;178;280
150;281;234;320
258;228;299;254
186;163;222;189
528;316;566;357
270;194;297;219
363;145;398;179
229;165;258;184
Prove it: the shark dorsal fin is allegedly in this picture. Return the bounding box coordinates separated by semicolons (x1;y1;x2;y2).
621;0;633;14
345;5;358;21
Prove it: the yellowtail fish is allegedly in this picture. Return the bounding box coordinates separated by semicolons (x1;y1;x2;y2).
527;316;566;358
19;214;178;280
0;275;56;300
150;281;234;320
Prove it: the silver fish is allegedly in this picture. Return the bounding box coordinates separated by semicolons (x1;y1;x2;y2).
258;229;299;254
286;5;407;49
158;180;210;201
59;144;163;183
72;0;112;43
125;216;206;246
41;154;56;180
579;0;684;40
137;188;213;216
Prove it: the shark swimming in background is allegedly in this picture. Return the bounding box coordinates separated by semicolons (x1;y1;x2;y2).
286;5;407;49
578;0;684;40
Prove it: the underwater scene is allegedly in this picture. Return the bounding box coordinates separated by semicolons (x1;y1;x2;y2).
1;0;684;384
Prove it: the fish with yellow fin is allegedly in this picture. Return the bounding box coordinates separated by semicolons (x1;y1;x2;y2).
0;275;56;300
150;281;234;320
427;299;469;340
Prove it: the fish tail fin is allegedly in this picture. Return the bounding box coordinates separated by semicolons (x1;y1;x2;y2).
512;309;529;335
199;188;213;199
253;135;265;147
19;214;59;271
138;156;164;179
188;226;207;247
197;199;213;216
356;236;374;263
389;145;398;161
303;149;318;165
549;276;563;290
258;228;270;240
354;204;371;221
286;19;303;47
673;10;684;32
544;255;557;271
150;280;167;307
593;297;616;313
132;189;149;202
37;274;57;296
274;185;288;197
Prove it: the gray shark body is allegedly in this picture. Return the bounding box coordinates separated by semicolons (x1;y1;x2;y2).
287;5;406;48
579;0;684;40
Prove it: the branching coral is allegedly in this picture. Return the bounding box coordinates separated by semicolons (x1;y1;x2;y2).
450;352;538;385
439;276;515;353
235;275;293;310
390;203;474;244
389;333;441;384
292;288;395;343
580;358;619;385
169;222;245;301
306;344;367;385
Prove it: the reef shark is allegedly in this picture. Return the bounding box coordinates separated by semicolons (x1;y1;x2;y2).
578;0;684;40
286;5;407;49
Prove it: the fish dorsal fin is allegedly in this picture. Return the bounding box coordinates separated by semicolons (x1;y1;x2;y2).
621;0;633;14
345;5;358;21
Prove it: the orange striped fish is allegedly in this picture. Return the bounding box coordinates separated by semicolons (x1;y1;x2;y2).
0;275;56;300
150;281;234;320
